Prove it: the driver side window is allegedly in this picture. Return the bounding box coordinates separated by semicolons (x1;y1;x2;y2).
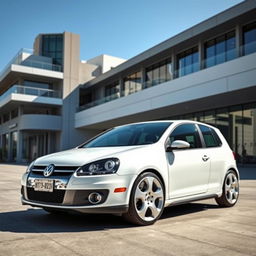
169;124;202;149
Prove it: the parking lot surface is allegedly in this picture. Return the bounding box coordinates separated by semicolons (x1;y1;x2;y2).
0;164;255;256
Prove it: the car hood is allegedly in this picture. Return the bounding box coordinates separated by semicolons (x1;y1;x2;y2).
34;145;147;166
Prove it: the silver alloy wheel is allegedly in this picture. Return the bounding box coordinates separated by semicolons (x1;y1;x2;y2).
225;172;239;204
134;176;164;222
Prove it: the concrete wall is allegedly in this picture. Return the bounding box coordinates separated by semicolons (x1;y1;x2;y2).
75;52;256;129
60;32;102;150
87;54;126;74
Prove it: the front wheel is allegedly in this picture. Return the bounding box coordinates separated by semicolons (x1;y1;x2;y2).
123;172;165;225
215;170;239;207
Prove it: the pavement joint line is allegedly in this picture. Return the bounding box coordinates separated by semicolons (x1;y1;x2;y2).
38;233;84;256
157;229;254;256
109;231;176;256
189;222;256;239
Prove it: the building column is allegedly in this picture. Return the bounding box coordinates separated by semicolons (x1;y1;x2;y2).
7;132;11;161
171;53;176;79
236;24;242;57
17;130;23;163
198;40;204;70
119;77;122;97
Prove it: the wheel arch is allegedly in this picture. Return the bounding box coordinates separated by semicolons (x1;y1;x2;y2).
138;168;166;197
227;167;240;180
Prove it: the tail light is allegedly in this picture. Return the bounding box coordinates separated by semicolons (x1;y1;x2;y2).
232;151;236;160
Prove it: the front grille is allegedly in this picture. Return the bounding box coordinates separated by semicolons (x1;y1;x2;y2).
31;165;79;177
27;187;65;204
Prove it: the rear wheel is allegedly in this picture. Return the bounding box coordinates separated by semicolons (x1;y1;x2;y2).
123;172;165;225
215;170;239;207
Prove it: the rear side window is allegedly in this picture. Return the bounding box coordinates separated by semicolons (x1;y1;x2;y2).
169;124;202;148
199;124;222;147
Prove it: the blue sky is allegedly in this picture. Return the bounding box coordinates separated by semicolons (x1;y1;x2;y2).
0;0;243;71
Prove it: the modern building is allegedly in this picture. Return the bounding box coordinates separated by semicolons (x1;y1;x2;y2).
0;32;125;162
1;0;256;165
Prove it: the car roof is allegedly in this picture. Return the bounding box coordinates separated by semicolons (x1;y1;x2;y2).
114;120;218;130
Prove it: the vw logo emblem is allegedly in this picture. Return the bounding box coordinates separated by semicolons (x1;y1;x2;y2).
44;164;55;177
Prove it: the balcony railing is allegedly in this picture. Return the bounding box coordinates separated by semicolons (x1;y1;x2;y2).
0;48;62;78
0;85;61;102
77;41;256;112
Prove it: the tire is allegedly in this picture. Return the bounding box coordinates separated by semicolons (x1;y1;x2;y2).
123;172;165;225
215;169;239;207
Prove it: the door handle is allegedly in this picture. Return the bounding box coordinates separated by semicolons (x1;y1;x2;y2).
202;155;210;161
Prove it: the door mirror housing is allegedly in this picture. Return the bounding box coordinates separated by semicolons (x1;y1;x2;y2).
166;140;190;152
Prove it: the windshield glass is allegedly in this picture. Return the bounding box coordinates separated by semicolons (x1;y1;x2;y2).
83;122;172;148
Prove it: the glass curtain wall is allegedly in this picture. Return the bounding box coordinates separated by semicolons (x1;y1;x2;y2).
42;34;64;68
1;133;9;161
22;131;57;162
145;58;172;88
167;103;256;164
123;71;142;96
204;31;236;68
176;47;199;77
10;131;18;161
243;22;256;55
104;82;120;101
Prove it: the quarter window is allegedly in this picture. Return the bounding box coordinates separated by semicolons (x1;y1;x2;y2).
199;125;222;147
169;124;202;149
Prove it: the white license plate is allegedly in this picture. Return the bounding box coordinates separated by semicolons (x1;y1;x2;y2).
34;179;54;192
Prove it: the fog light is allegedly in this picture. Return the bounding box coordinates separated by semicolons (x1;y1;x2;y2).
88;192;102;204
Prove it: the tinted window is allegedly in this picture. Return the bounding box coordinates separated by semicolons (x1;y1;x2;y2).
169;124;201;148
83;122;171;147
199;125;221;147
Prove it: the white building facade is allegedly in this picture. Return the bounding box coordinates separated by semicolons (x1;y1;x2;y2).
1;0;256;165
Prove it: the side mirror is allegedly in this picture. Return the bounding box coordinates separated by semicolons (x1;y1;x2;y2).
166;140;190;152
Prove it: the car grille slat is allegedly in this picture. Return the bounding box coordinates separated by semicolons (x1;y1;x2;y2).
27;187;65;204
31;165;79;177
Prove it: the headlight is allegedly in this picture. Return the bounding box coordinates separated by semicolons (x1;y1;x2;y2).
76;158;120;176
26;161;35;174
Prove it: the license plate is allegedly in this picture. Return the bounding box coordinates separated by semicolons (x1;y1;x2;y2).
34;179;54;192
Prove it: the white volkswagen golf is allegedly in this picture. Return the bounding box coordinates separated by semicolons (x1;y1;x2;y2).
21;121;239;225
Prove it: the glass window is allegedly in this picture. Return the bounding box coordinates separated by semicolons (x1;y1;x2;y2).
169;123;202;149
79;88;92;107
242;103;256;164
229;106;243;161
83;122;171;147
199;124;220;147
2;133;9;161
3;113;9;123
204;31;236;68
177;47;199;77
145;58;172;87
243;22;256;55
11;109;18;119
11;131;18;161
204;110;215;125
42;34;63;69
105;82;120;100
166;60;172;81
123;71;142;96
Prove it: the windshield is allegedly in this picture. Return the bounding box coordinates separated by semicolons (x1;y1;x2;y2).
82;122;172;148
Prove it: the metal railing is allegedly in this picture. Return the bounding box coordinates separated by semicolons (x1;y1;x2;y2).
0;48;62;78
77;41;256;112
0;85;61;102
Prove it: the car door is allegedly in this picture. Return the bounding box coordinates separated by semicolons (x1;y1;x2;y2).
166;123;211;199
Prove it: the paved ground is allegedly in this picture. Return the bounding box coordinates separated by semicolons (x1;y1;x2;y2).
0;164;255;256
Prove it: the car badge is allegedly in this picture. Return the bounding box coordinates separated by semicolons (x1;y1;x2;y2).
44;164;55;177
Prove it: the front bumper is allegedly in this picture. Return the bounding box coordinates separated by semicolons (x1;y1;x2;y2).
21;172;137;214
